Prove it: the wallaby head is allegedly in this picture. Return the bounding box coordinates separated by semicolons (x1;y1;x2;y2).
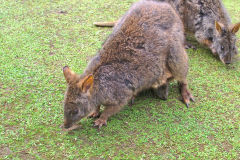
210;21;240;64
63;66;95;129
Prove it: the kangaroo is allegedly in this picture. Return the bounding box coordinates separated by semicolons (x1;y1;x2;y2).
94;0;240;64
63;0;194;129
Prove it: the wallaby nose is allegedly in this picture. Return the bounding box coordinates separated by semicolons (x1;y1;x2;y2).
224;57;232;64
224;54;232;64
64;124;70;129
64;119;72;129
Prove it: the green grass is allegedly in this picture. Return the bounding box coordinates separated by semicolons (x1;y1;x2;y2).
0;0;239;159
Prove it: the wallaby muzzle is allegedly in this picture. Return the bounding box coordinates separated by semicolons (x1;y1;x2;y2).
220;54;232;64
64;118;72;129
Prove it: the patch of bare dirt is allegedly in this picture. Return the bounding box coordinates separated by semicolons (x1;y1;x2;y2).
208;134;215;141
0;146;12;157
49;40;55;56
4;125;18;132
18;150;36;159
221;140;233;152
199;143;205;152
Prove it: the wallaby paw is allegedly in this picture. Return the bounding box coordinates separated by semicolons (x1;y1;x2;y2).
94;119;107;129
185;42;197;50
181;91;194;108
87;111;100;119
178;82;195;108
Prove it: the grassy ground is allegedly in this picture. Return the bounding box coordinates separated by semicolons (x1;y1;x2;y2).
0;0;239;159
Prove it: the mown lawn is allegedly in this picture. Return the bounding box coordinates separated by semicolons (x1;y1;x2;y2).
0;0;239;159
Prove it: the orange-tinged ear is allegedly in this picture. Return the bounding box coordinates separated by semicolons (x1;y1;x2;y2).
63;66;77;84
80;74;94;93
231;22;240;34
215;21;223;34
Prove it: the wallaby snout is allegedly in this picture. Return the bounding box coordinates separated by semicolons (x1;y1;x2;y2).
64;118;72;129
223;54;232;65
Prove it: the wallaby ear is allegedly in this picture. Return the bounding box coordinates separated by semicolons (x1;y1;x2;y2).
80;74;94;93
231;22;240;34
63;66;77;84
215;21;223;34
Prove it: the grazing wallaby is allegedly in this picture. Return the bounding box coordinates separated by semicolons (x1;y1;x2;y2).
94;0;240;64
63;0;194;129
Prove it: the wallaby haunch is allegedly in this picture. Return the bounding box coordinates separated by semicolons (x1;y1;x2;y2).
95;0;240;64
63;1;194;129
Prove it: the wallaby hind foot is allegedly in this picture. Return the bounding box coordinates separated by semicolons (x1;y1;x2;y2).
178;82;195;108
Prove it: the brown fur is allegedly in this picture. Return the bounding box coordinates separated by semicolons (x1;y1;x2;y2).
63;1;193;129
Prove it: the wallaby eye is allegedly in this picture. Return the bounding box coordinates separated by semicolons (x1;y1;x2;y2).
69;109;78;116
72;109;78;115
221;46;224;51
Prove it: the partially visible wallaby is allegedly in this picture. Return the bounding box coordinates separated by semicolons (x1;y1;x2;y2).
94;0;240;64
63;0;193;129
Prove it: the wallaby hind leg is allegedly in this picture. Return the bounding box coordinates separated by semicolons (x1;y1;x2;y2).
168;42;194;107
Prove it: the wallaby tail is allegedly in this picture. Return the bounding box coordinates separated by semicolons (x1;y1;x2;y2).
93;21;116;27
